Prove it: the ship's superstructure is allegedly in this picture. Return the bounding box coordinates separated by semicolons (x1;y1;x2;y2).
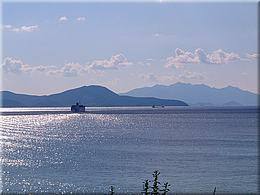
71;102;85;113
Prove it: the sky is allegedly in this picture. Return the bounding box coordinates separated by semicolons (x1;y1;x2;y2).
1;2;258;95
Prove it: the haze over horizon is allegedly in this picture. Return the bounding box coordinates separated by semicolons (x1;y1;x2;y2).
1;82;259;96
1;2;258;95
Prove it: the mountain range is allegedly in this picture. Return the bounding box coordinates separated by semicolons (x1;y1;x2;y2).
0;85;188;107
122;82;258;106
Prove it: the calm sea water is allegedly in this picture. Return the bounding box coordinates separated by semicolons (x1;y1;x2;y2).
0;107;258;193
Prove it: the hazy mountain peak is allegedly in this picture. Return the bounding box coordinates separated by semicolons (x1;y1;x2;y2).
170;82;208;88
123;83;258;106
170;82;189;86
152;84;167;88
220;85;251;93
222;85;235;89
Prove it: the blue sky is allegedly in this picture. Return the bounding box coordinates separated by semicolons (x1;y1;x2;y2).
1;2;258;95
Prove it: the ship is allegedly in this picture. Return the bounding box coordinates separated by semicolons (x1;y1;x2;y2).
71;102;85;113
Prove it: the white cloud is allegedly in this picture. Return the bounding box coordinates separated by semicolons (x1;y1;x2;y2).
2;58;86;78
3;25;39;33
165;48;198;68
2;53;132;77
48;54;132;76
47;54;132;77
1;57;57;75
207;49;240;64
76;17;86;22
47;62;89;77
178;71;205;81
34;65;48;72
20;25;39;32
46;69;62;76
60;63;87;77
58;16;68;22
246;53;259;60
1;57;33;73
165;48;241;68
2;57;23;73
47;54;132;76
3;25;12;29
88;53;132;70
62;63;81;77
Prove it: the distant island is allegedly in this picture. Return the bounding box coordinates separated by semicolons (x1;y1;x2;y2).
0;85;188;107
122;82;258;106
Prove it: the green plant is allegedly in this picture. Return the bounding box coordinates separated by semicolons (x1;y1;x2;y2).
213;187;216;195
109;170;171;195
142;179;150;195
110;185;114;195
160;182;171;195
151;170;161;195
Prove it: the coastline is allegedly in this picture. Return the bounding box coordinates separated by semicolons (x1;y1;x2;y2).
1;106;258;116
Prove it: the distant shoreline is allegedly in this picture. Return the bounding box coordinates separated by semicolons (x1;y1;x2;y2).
1;106;258;116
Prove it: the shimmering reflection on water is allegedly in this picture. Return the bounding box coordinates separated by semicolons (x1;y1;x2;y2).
0;109;258;193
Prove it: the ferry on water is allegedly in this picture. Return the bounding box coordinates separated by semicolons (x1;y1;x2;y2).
71;102;85;113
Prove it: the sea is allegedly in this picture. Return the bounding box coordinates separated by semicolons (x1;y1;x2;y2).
0;106;258;193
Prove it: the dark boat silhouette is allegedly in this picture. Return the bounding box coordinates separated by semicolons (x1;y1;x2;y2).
71;102;85;113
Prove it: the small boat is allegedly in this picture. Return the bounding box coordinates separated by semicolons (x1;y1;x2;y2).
71;102;85;113
152;105;164;108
